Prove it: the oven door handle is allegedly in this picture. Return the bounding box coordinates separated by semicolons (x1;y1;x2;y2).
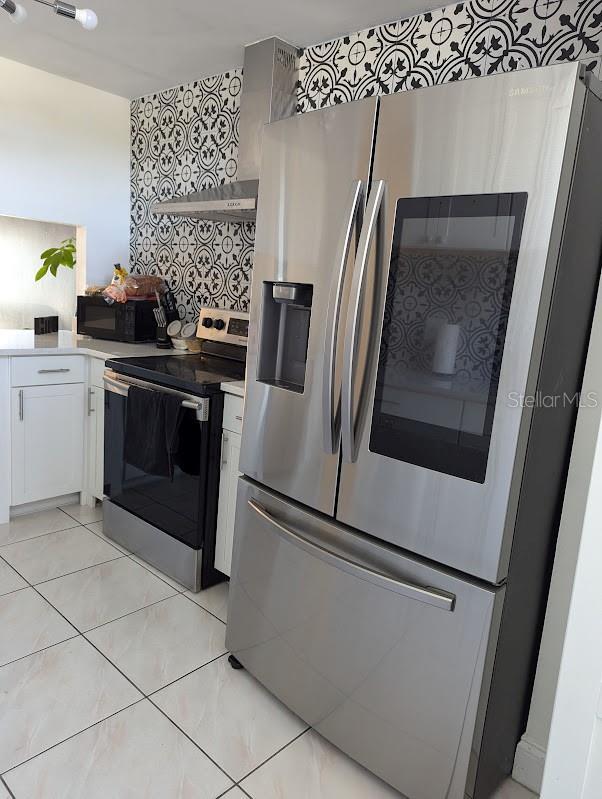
103;373;209;421
248;499;455;612
104;374;129;398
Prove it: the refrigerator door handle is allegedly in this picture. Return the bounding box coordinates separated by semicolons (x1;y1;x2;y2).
322;179;363;454
248;499;455;612
341;179;385;464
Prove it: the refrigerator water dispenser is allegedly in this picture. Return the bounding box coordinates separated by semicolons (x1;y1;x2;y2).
257;282;313;393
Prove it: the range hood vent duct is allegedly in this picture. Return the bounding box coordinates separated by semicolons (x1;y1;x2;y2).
151;37;299;223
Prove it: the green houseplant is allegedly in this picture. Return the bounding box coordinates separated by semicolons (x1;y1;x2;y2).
35;238;76;281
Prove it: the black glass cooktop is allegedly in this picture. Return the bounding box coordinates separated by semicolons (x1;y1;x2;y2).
106;354;245;396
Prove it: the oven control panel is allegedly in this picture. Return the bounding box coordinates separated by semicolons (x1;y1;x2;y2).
197;307;250;346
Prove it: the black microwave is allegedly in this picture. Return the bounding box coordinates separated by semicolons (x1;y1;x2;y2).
76;296;157;342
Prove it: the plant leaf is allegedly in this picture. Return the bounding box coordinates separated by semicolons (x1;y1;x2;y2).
62;250;74;267
35;264;49;281
40;247;58;259
50;263;59;277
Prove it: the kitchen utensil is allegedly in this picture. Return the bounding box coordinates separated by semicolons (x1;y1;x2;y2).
167;320;183;338
181;322;197;339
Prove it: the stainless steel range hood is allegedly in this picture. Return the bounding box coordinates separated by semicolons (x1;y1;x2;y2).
151;37;299;223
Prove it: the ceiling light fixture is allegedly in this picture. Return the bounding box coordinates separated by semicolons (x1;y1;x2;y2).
0;0;28;23
0;0;98;29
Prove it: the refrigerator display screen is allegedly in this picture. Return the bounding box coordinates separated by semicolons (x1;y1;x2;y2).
369;193;527;482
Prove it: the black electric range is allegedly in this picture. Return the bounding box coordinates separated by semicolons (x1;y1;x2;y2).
106;346;246;397
102;340;246;593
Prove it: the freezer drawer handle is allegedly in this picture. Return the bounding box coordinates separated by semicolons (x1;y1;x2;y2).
323;179;363;455
248;499;455;612
342;179;385;464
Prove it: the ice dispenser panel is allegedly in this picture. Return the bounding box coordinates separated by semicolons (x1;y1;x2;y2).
257;282;313;393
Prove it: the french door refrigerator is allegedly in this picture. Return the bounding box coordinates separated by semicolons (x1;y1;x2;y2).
227;62;602;799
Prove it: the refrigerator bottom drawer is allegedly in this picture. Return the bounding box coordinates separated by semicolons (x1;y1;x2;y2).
226;478;504;799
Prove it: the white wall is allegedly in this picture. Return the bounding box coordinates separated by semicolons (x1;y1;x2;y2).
540;279;602;799
0;57;129;288
0;216;76;330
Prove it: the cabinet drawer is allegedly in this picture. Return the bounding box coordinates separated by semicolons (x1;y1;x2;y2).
11;355;86;387
223;393;244;434
89;356;106;388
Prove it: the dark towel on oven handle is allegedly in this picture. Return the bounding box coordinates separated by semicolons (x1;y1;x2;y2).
124;385;184;479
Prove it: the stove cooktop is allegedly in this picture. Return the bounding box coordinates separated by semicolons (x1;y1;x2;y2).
106;353;245;396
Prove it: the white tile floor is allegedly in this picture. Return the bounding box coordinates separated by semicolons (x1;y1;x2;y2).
0;504;539;799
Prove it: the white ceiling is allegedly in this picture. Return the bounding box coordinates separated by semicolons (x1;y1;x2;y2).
0;0;440;99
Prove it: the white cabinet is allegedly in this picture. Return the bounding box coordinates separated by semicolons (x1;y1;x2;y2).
86;357;106;501
86;384;105;500
11;383;85;505
215;393;243;576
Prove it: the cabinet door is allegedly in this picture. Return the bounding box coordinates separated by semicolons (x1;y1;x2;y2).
85;386;105;501
12;383;85;505
215;431;241;576
94;387;105;500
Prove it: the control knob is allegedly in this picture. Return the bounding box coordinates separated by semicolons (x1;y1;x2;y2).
202;318;213;328
214;319;226;331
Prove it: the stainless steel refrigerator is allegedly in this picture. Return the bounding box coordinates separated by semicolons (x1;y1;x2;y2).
226;63;602;798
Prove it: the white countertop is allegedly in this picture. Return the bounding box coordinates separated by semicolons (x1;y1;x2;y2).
0;330;186;360
221;381;245;398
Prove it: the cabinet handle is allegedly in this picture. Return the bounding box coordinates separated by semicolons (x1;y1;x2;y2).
88;387;95;415
221;433;228;468
235;415;243;421
38;368;70;374
18;389;24;421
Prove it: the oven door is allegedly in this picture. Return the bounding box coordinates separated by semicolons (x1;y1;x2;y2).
103;371;210;549
227;478;503;799
336;65;583;583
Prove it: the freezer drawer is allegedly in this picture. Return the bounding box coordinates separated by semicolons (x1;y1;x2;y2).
227;478;504;799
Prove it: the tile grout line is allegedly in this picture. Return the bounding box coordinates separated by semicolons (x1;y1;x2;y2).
147;696;239;787
0;550;152;781
0;511;290;794
0;698;146;782
81;520;190;595
0;774;16;799
145;650;229;698
0;523;84;550
26;553;127;588
231;727;311;791
1;556;239;784
179;584;229;624
2;561;307;798
58;506;103;525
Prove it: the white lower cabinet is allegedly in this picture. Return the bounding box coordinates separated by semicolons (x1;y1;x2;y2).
215;394;243;576
86;384;105;501
11;382;85;505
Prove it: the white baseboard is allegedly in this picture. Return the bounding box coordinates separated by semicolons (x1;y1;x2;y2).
513;736;546;794
10;493;80;517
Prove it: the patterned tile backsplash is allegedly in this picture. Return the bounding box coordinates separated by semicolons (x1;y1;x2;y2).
130;0;601;318
297;0;601;111
130;70;254;320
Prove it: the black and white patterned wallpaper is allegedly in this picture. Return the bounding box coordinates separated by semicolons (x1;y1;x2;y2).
297;0;602;111
130;70;254;319
382;249;514;384
130;0;601;318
